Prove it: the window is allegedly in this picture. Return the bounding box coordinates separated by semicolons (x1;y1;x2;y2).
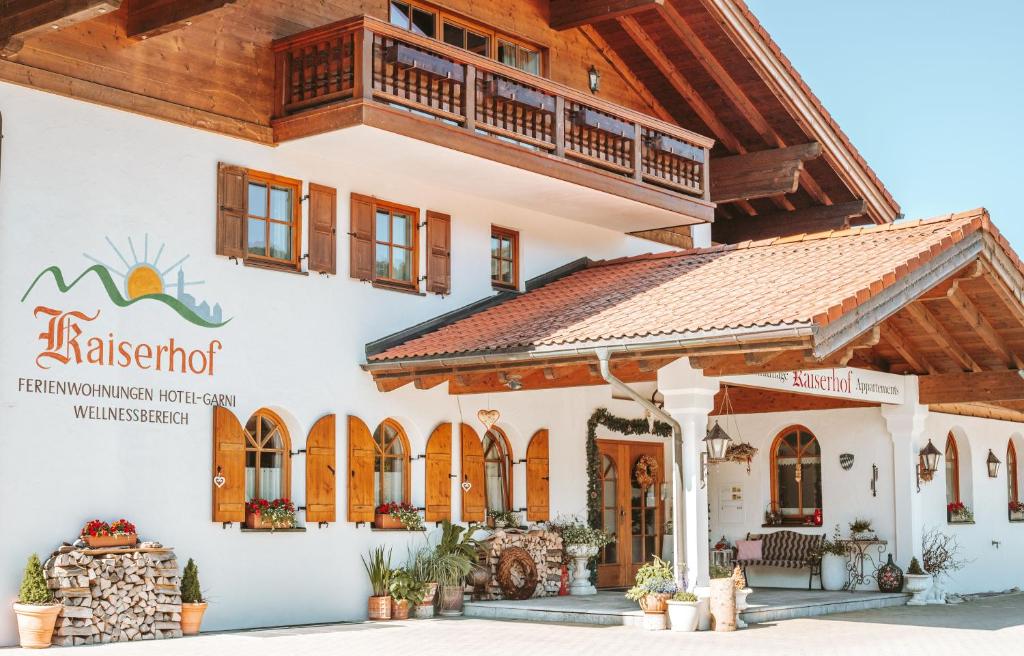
945;434;960;505
771;426;822;522
483;428;512;513
490;226;519;289
246;170;301;268
373;419;410;506
244;409;291;501
443;19;489;56
374;200;420;287
498;40;541;75
389;1;435;37
598;453;618;565
1008;441;1019;505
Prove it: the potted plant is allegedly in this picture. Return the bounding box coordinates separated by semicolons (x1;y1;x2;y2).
12;554;61;649
409;547;439;618
433;520;480;616
362;547;393;620
625;556;677;618
666;590;699;632
557;518;614;596
922;527;966;604
81;518;137;548
375;502;422;530
388;568;425;620
487;509;520;530
849;518;875;541
904;557;932;605
818;525;849;591
946;501;974;524
1009;501;1024;521
179;558;207;635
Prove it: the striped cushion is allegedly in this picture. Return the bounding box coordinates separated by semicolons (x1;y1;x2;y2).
737;531;823;569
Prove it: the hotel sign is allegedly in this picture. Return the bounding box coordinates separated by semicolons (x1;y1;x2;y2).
720;367;906;405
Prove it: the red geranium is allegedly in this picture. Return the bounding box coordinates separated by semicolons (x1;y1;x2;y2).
947;501;967;514
81;519;111;538
375;501;415;516
1009;501;1024;513
110;519;137;536
246;498;271;515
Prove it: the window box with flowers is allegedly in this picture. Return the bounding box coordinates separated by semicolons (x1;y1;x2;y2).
81;519;138;548
245;498;297;530
1010;501;1024;522
374;502;424;531
947;502;974;524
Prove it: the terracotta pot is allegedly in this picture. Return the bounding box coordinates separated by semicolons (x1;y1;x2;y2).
374;513;404;530
367;595;392;620
639;592;672;614
245;512;272;530
391;599;411;620
437;585;464;617
13;602;61;649
179;602;207;635
83;534;137;548
423;582;438;604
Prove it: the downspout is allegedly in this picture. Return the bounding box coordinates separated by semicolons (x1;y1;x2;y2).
596;348;688;587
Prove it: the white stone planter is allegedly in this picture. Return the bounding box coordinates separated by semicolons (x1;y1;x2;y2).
821;553;848;591
734;588;752;628
667;600;699;632
643;612;667;631
565;544;599;596
904;573;933;605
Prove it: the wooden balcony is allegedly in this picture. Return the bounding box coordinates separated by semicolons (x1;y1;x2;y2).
271;16;715;223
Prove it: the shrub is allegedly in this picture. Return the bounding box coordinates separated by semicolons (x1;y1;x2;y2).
672;591;698;602
907;557;925;575
181;558;204;604
625;557;678;601
19;554;53;605
849;518;873;534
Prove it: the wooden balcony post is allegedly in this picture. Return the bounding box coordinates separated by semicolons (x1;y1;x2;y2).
464;64;476;133
701;146;711;201
354;27;374;101
554;96;566;157
633;122;643;181
273;50;287;119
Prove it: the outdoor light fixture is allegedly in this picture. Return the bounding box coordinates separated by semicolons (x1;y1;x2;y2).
588;65;601;93
704;421;733;462
987;449;1002;478
916;439;943;492
502;374;523;391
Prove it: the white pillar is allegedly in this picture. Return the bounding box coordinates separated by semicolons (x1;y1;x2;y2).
881;377;928;564
658;358;717;589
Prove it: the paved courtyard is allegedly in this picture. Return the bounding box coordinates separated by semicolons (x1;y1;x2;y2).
6;593;1023;655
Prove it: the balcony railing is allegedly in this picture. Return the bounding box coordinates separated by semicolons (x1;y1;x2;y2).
272;17;713;201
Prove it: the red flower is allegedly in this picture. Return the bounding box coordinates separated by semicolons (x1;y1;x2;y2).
947;501;966;513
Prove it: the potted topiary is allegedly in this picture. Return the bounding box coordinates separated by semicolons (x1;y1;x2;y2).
666;590;699;632
389;568;425;620
625;556;677;627
904;557;932;605
12;554;61;648
818;525;849;591
362;547;393;620
179;558;208;635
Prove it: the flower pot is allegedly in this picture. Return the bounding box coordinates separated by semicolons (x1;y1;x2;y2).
821;553;848;591
367;595;392;620
414;602;435;619
565;544;598;596
180;602;207;635
1010;510;1024;522
423;582;438;604
245;512;273;530
667;600;699;632
13;602;61;649
639;593;671;614
374;513;404;530
437;585;465;617
83;534;137;548
852;532;876;542
642;612;667;631
391;598;411;620
904;573;932;606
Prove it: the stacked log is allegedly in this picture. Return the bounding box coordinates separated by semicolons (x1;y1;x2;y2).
479;529;563;600
43;541;182;646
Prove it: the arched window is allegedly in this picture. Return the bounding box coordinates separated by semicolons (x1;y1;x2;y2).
244;409;291;501
373;419;410;505
771;426;822;522
598;454;618;565
1008;441;1019;505
483;428;513;513
945;434;960;505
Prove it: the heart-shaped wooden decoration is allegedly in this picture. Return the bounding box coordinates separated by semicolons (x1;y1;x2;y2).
213;475;226;488
477;409;500;430
461;481;472;492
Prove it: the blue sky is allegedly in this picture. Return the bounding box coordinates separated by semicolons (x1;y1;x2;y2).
747;1;1024;248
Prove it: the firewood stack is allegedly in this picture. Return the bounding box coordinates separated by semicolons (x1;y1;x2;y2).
479;529;563;600
44;541;182;646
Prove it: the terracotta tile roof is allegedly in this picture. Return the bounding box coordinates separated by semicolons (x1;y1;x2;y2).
368;209;1004;363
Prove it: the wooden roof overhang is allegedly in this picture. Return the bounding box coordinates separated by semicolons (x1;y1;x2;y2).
363;222;1024;422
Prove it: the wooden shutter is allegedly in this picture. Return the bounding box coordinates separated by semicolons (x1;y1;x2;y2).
308;183;337;275
350;193;375;280
216;163;247;259
348;415;375;522
425;211;451;295
425;423;453;522
306;414;336;523
526;429;550;522
212;406;246;522
460;423;486;523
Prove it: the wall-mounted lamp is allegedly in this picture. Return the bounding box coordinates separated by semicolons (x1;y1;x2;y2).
699;421;733;488
499;372;523;390
588;65;601;94
916;439;942;492
987;449;1002;478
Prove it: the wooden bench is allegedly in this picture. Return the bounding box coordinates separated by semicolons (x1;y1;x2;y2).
736;530;824;590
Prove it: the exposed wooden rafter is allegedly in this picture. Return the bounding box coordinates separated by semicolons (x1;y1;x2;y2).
551;0;663;30
710;143;822;203
902;302;982;372
919;370;1024;405
881;322;936;374
125;0;239;40
0;0;119;56
712;199;865;243
946;282;1024;369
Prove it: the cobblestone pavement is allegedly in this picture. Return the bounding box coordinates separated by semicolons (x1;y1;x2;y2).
6;593;1023;655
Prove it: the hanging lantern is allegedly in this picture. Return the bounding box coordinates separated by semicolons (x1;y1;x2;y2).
704;421;733;462
918;439;942;481
588;65;601;93
987;449;1002;478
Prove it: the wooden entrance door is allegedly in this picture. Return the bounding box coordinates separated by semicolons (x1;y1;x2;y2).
595;439;665;588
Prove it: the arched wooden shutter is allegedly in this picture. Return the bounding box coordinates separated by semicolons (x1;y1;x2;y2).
308;184;337;275
348;415;375;522
350;193;374;280
426;211;451;295
212;406;246;522
216;163;247;259
526;429;550;521
425;423;452;522
460;423;486;522
306;414;336;523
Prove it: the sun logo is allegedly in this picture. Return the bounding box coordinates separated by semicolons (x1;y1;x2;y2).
86;235;200;301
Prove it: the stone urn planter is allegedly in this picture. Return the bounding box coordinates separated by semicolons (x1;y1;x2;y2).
734;588;753;628
821;553;848;591
179;602;208;636
904;573;932;606
565;544;598;596
12;603;61;649
667;600;699;632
